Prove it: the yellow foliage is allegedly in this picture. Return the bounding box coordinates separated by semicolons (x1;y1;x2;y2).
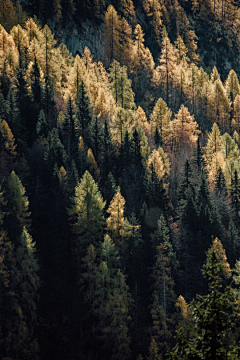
147;147;170;180
87;148;100;183
212;237;232;279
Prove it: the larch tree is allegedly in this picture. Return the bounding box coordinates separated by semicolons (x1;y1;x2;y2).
147;147;170;182
120;17;134;67
112;107;133;144
209;79;231;133
224;69;240;106
68;170;106;273
150;97;172;143
131;23;155;103
104;5;122;66
204;122;224;181
109;60;135;110
147;338;162;360
68;54;87;98
173;104;200;148
224;69;240;130
155;29;178;108
0;118;17;177
106;188;129;269
86;148;100;183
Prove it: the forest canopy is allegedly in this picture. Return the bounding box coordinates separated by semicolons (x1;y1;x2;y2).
1;0;240;359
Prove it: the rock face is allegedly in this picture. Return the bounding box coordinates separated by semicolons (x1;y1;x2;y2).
63;21;104;60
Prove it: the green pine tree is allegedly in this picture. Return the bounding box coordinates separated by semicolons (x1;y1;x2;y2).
169;238;239;360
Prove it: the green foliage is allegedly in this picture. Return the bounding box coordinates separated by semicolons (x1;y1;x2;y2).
68;170;106;270
0;176;39;360
76;81;92;144
109;60;135;110
169;238;240;360
2;4;240;359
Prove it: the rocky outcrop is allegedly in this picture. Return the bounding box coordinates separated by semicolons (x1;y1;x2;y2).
63;20;104;60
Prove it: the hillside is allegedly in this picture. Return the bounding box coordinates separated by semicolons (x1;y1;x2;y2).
1;1;240;360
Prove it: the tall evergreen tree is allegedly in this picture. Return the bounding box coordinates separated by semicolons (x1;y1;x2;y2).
68;170;106;273
76;80;92;145
0;173;40;360
106;188;129;269
109;60;135;110
169;238;239;360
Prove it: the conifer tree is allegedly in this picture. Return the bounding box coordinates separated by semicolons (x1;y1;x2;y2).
0;173;40;360
127;212;143;289
131;127;146;168
192;136;204;173
147;147;170;182
233;94;240;132
196;171;223;249
0;118;17;177
144;164;168;228
102;171;117;205
42;73;56;120
68;170;106;272
89;116;103;163
81;243;98;308
62;96;79;157
157;29;178;108
68;54;86;97
109;60;135;110
214;166;227;193
154;127;162;147
44;127;67;170
119;129;131;173
204;122;224;178
150;97;172;143
95;258;132;360
5;88;21;139
86;148;100;183
2;171;31;240
131;23;155;102
101;119;116;180
230;169;240;213
210;79;231;133
29;55;42;106
106;188;129;268
150;215;176;353
178;159;195;201
36;108;49;139
148;338;162;360
76;80;92;145
169;238;239;360
227;219;240;267
225;69;240;126
104;5;122;65
173;104;200;147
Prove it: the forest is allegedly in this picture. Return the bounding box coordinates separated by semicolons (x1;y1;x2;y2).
2;0;240;359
